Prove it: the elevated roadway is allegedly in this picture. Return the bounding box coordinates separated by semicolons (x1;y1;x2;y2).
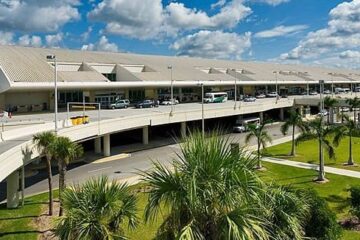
0;94;357;207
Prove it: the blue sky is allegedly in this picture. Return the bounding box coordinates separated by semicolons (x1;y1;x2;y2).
0;0;359;69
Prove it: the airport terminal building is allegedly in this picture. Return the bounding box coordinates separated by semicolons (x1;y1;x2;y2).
0;45;359;113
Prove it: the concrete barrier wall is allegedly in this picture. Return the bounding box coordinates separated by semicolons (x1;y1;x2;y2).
0;97;295;182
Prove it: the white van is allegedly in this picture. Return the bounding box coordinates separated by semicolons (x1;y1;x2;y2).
233;117;260;133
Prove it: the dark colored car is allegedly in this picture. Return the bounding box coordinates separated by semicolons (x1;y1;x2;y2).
135;100;158;108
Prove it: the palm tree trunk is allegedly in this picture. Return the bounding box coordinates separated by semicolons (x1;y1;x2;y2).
354;110;357;125
348;135;354;165
45;156;53;216
58;161;66;216
290;124;296;156
257;139;262;169
318;139;325;181
330;107;334;124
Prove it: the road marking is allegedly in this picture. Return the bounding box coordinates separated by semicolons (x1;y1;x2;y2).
88;167;112;173
90;153;131;164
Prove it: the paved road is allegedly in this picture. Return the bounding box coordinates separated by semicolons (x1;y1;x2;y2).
0;123;291;200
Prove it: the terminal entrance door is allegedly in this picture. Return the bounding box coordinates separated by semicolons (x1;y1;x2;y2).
58;91;83;109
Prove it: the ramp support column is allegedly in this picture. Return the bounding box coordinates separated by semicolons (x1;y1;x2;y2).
103;134;111;157
94;137;102;154
143;126;149;145
181;122;187;137
7;170;19;209
279;108;285;121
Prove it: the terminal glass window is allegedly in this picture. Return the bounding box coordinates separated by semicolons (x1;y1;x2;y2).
59;91;83;108
103;73;116;81
129;90;145;102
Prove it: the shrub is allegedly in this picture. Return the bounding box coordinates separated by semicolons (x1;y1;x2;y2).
302;190;342;240
349;186;360;219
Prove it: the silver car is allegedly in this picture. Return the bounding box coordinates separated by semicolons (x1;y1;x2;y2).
109;99;130;109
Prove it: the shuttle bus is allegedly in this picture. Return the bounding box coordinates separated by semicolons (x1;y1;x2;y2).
204;92;228;103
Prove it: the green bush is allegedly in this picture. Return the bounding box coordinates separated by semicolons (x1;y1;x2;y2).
302;190;342;240
349;186;360;219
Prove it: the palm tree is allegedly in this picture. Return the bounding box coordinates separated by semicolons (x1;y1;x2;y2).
324;96;338;124
143;131;308;240
281;109;306;156
55;176;138;239
32;131;56;215
296;118;335;182
346;97;360;124
245;119;273;169
50;136;83;216
333;114;359;166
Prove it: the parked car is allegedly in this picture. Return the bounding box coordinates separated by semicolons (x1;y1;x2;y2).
255;93;266;99
135;100;158;108
317;109;328;116
243;96;256;102
309;91;318;95
160;99;179;105
281;94;288;98
266;92;278;98
108;99;130;109
323;90;331;94
341;107;350;112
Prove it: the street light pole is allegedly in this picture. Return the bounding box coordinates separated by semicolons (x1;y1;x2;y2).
47;54;58;133
273;71;278;104
201;83;204;138
197;82;205;138
234;69;237;110
331;73;334;97
168;65;174;116
320;80;325;119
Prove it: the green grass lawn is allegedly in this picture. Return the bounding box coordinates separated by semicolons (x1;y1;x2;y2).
264;136;360;171
0;192;52;240
2;163;360;239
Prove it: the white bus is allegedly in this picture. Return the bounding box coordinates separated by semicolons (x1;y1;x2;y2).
204;92;228;103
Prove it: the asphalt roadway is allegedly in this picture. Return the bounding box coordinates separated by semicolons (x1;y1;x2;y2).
0;123;295;201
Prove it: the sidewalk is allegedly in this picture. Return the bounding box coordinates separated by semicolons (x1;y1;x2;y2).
262;157;360;178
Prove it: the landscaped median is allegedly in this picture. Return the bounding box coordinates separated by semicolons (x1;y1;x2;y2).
263;137;360;171
1;162;360;240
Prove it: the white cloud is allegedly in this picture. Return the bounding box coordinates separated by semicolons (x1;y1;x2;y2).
88;0;251;39
254;25;308;38
45;33;63;48
0;0;80;32
339;50;360;59
280;0;360;61
165;0;251;30
81;27;93;42
211;0;226;9
88;0;164;40
81;36;119;52
249;0;290;6
170;30;251;60
18;35;42;47
0;31;14;45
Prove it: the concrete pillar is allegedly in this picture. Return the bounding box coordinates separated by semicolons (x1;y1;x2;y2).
181;122;187;137
7;170;19;208
299;106;304;117
279;108;285;121
103;134;111;157
259;112;264;123
94;137;102;154
142;126;149;145
336;107;340;122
